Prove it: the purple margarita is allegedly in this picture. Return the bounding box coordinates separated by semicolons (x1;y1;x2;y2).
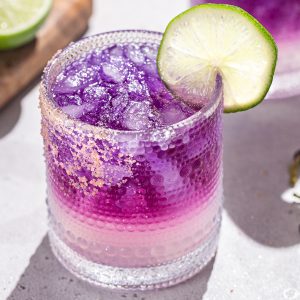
40;31;223;289
191;0;300;98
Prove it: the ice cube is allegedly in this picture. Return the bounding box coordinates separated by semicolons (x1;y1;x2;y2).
125;45;145;65
108;45;124;57
111;94;129;108
89;50;107;65
61;104;86;118
83;85;110;103
142;61;157;75
102;62;125;83
53;66;98;93
141;45;157;60
126;73;150;99
54;94;82;107
99;94;129;129
160;105;188;125
61;102;96;119
128;79;143;94
122;101;153;130
146;76;165;94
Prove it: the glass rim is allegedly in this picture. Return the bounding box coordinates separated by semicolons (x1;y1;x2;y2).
40;29;223;136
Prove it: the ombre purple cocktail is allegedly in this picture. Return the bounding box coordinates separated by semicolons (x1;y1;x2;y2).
40;31;223;289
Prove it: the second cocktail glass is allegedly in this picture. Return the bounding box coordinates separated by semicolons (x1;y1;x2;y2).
191;0;300;99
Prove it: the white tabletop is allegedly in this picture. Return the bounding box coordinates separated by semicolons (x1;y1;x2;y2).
1;1;300;299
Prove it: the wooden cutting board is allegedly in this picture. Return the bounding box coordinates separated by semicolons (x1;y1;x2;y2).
0;0;93;109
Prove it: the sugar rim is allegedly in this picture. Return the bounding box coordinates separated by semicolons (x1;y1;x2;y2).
40;30;223;136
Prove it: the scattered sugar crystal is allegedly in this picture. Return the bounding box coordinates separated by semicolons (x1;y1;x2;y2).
83;85;110;103
128;79;143;93
126;72;150;99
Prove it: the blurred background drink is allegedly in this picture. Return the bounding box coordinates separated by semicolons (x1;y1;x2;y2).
191;0;300;98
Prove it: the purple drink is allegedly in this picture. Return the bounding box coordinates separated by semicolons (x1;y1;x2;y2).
51;43;195;130
191;0;300;98
192;0;300;43
40;31;223;289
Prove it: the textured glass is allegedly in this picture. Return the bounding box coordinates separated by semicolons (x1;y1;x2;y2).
40;30;223;290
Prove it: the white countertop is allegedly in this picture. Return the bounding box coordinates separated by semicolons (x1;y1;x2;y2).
1;1;300;299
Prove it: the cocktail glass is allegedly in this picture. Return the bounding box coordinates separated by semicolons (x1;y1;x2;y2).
40;30;223;290
191;0;300;99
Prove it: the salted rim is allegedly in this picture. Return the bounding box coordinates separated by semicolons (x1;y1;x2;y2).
40;30;223;136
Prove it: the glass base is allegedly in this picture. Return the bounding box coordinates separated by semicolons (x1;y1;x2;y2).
48;225;220;290
266;69;300;99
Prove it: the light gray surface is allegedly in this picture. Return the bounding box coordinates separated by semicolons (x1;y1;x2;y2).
1;1;300;299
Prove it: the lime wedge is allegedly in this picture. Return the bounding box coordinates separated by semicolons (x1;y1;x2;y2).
0;0;52;50
157;4;277;112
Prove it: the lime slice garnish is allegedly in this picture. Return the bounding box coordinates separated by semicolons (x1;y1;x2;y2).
0;0;52;50
157;4;277;112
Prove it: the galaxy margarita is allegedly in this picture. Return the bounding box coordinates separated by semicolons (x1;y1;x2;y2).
40;31;223;289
